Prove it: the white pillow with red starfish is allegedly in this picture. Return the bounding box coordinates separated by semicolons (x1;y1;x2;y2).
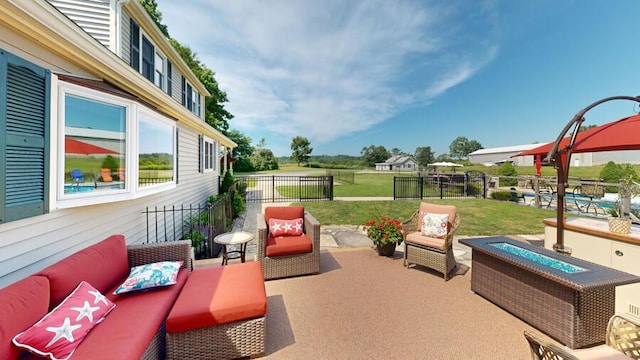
13;281;115;360
269;218;304;237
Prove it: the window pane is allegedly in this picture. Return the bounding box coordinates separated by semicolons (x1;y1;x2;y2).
154;52;163;88
139;114;174;187
64;95;126;194
142;36;154;82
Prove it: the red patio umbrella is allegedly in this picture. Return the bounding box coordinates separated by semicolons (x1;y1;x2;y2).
519;96;640;253
65;138;119;155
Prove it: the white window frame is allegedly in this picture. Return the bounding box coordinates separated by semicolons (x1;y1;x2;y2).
203;136;216;172
56;81;176;209
154;51;165;89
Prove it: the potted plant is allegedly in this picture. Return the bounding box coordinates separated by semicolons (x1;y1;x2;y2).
364;217;403;257
608;176;640;234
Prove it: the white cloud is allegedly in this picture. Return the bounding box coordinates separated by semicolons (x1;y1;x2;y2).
157;0;499;146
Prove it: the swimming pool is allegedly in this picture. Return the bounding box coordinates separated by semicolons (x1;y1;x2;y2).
64;184;123;193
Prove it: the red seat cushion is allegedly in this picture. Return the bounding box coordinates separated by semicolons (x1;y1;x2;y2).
264;206;304;223
63;269;188;359
0;276;49;359
266;234;313;256
36;235;129;308
166;262;267;333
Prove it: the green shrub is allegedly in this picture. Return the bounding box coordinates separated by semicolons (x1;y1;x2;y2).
220;171;235;194
496;162;518;186
600;162;639;193
490;191;512;201
101;155;119;172
233;190;245;217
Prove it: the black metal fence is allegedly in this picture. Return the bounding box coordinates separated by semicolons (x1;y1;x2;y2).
141;191;235;259
326;169;355;184
394;172;486;200
236;175;333;203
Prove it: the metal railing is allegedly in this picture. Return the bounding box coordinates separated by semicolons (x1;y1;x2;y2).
326;169;355;184
141;191;235;259
235;175;333;203
393;172;486;200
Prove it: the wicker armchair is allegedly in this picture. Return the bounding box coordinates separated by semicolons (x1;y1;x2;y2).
525;314;640;359
402;203;460;281
257;206;320;280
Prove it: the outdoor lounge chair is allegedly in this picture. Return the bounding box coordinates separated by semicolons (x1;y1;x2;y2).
510;187;526;203
100;168;113;182
257;206;320;280
524;314;640;359
402;202;460;281
70;169;83;183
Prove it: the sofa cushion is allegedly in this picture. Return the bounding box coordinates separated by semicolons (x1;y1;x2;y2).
37;235;129;308
266;234;313;256
167;262;267;333
0;276;50;360
268;218;303;237
113;261;183;295
406;231;446;251
13;281;115;360
58;269;188;359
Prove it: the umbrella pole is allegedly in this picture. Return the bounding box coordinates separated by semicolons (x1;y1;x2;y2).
553;152;571;255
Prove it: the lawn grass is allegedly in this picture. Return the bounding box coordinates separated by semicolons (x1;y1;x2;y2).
296;199;558;236
333;172;413;197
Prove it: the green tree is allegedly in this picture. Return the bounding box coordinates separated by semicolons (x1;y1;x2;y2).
250;139;279;171
360;145;390;167
600;162;638;193
449;136;483;160
579;124;597;132
141;0;234;133
290;136;313;166
226;129;254;172
496;162;518;187
414;146;435;167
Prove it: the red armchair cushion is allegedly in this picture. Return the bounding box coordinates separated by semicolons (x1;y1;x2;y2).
264;206;304;223
266;234;313;256
37;235;129;308
166;263;266;333
0;276;50;359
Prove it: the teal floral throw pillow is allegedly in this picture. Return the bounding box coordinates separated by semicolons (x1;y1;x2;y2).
113;261;183;295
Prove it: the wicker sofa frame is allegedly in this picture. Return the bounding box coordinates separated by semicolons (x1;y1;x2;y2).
402;204;460;281
257;210;321;280
525;314;640;359
128;240;192;360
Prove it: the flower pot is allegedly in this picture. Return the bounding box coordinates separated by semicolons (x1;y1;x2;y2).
608;217;631;234
376;243;396;257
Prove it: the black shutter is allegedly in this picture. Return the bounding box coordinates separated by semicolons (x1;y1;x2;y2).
129;20;140;71
198;134;203;173
181;76;186;106
186;83;193;111
167;61;173;97
141;36;154;82
0;50;50;224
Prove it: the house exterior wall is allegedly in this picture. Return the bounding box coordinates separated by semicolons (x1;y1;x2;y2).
0;0;233;288
48;0;112;48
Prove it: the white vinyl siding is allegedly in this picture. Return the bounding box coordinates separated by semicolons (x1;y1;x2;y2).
120;9;131;66
48;0;111;48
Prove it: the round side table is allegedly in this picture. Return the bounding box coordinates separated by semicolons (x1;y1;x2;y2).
214;231;254;265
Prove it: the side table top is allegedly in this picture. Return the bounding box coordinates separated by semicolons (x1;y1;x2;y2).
214;231;254;245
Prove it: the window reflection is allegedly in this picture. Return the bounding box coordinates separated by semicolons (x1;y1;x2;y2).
138;114;174;187
64;95;126;194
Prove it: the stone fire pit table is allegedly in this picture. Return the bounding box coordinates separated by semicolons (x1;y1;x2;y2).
460;236;640;349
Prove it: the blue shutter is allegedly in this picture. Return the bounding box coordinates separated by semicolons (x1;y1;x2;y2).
0;50;50;224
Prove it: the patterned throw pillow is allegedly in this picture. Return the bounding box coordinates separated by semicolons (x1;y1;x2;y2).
269;218;304;237
113;261;183;295
13;281;115;360
421;213;449;238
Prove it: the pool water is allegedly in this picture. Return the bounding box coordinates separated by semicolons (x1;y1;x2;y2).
490;242;587;274
64;184;123;193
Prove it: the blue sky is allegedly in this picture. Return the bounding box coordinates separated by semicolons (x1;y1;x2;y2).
156;0;640;157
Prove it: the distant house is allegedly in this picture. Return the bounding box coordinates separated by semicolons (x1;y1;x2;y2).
0;0;236;287
375;156;418;171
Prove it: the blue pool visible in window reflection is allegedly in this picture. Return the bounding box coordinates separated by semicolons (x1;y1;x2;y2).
64;184;123;193
490;242;588;273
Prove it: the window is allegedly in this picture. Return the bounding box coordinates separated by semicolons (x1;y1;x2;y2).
154;51;164;89
141;36;154;82
129;20;140;71
138;111;174;187
58;81;176;208
202;137;216;172
181;77;201;116
0;49;50;224
192;89;200;117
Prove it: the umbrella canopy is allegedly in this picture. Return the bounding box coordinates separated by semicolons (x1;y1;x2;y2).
428;162;463;167
65;138;119;155
514;113;640;158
